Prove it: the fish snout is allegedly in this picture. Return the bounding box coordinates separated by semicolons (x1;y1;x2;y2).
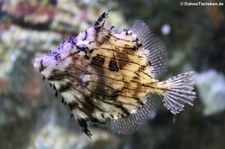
33;57;46;73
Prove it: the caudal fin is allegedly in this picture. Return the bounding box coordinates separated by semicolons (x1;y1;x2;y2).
163;71;196;115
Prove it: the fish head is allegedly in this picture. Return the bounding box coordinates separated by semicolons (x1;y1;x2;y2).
33;30;92;79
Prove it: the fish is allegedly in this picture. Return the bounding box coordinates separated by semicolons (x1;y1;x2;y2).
33;9;196;138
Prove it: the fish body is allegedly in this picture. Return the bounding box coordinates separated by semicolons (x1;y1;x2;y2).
34;10;195;137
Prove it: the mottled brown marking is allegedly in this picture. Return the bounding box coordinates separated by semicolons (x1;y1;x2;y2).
124;44;129;48
88;59;119;101
88;82;118;99
71;54;79;62
72;89;98;115
123;45;136;51
111;89;120;97
117;68;143;106
96;29;111;46
84;55;90;60
139;65;147;71
110;33;133;43
127;67;144;105
122;48;135;55
116;52;130;68
126;47;137;51
124;43;138;51
133;76;139;80
89;49;94;53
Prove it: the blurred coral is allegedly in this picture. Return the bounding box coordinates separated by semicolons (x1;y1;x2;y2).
0;79;9;94
28;123;119;149
24;75;43;100
195;70;225;116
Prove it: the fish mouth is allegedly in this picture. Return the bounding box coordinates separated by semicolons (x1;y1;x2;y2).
33;57;46;73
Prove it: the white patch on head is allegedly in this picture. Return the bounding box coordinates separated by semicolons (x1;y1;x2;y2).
58;56;72;70
33;48;73;78
76;40;89;47
33;39;79;80
59;43;78;59
50;56;71;77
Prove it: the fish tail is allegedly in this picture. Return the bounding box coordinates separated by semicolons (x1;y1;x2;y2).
162;71;196;115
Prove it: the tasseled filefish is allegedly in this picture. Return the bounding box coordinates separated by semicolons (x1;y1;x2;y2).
33;9;196;138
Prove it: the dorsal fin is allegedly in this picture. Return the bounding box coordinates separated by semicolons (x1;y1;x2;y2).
93;9;111;30
110;94;159;134
130;20;167;79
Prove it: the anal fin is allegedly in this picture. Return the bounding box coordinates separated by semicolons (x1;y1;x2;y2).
110;94;159;134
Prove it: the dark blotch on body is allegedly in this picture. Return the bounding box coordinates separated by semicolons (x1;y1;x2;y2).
109;59;119;71
116;52;130;68
84;55;90;60
90;54;105;66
